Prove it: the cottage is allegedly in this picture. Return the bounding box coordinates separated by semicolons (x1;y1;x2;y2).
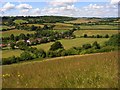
0;44;7;47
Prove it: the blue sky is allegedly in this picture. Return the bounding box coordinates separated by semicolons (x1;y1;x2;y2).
0;0;119;17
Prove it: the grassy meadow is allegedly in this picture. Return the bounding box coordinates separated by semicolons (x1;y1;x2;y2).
32;38;108;51
1;30;35;37
79;25;118;30
26;24;44;28
74;30;118;37
13;20;28;24
1;50;23;58
2;51;119;88
66;18;101;24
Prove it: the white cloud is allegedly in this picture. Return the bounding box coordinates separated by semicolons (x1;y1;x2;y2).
48;0;78;7
33;8;41;14
111;0;120;4
2;2;15;11
16;3;32;9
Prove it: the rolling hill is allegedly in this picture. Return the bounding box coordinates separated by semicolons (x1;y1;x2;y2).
2;51;119;88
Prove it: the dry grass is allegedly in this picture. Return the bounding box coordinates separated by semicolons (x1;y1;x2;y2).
66;18;100;24
74;30;118;37
26;24;44;28
1;30;35;37
1;50;23;58
2;51;119;88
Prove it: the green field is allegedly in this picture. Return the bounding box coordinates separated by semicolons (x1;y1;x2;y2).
2;51;118;88
45;23;73;30
65;18;101;24
0;26;8;30
26;24;44;28
74;30;118;37
2;49;23;58
1;30;35;37
79;25;118;30
0;26;14;31
33;38;108;51
13;20;28;24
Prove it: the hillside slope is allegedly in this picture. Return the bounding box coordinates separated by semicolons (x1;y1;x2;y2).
2;51;119;88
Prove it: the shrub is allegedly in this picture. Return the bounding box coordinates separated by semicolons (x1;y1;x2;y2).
50;41;64;51
20;51;33;61
65;48;79;55
47;50;57;58
105;33;120;46
83;34;88;38
34;49;46;58
82;44;92;49
2;58;12;65
92;41;101;49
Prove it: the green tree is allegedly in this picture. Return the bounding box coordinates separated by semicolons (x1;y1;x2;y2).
92;41;101;49
82;44;91;49
50;41;64;51
19;33;26;40
10;34;14;40
20;51;33;61
34;49;46;58
16;41;28;50
10;42;15;49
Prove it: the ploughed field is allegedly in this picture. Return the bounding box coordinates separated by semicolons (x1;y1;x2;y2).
2;51;119;88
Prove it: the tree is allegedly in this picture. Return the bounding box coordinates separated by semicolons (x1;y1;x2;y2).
92;41;101;49
105;33;120;46
19;33;26;40
42;25;49;30
10;34;14;40
82;44;91;49
50;41;64;51
104;34;109;38
10;42;15;49
20;51;33;61
16;41;28;50
84;34;88;38
34;49;46;58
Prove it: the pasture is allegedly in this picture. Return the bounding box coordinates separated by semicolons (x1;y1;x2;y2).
26;24;44;28
32;38;108;51
2;51;119;88
13;20;28;24
74;30;118;37
66;18;101;24
2;50;23;58
1;30;35;37
53;23;73;30
79;25;118;30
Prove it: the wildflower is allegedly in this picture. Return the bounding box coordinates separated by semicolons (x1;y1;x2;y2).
2;75;5;77
18;74;21;77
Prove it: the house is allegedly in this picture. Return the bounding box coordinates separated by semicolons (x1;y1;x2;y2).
0;44;7;47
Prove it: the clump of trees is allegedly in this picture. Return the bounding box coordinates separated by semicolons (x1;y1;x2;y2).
82;34;110;38
105;33;120;46
50;41;64;51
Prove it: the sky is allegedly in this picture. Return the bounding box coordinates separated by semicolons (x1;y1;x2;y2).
0;0;120;17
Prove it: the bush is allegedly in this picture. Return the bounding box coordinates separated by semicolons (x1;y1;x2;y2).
34;49;46;58
50;41;64;51
47;50;57;58
20;51;33;61
65;48;79;55
105;33;120;46
2;58;12;65
92;41;101;49
16;41;28;50
82;44;92;49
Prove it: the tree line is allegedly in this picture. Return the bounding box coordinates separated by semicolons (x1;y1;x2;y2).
2;32;120;65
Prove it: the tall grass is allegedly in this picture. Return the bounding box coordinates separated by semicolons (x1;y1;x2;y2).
2;51;119;88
